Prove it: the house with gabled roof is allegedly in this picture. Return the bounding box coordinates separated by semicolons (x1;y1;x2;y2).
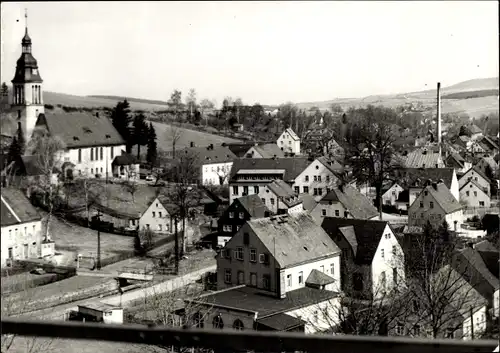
459;179;491;208
445;152;472;176
217;194;272;247
245;143;285;159
277;128;300;155
33;112;137;181
259;179;303;215
310;184;378;223
1;187;54;266
320;218;404;300
477;135;499;153
465;124;483;141
403;147;444;169
191;213;343;333
381;182;405;207
408;181;463;230
475;155;498;178
228;157;311;204
294;156;343;201
458;166;491;196
397;167;459;206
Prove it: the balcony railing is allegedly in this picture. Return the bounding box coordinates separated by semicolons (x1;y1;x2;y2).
1;318;497;353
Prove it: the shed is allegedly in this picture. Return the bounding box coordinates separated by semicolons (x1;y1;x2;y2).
78;302;123;324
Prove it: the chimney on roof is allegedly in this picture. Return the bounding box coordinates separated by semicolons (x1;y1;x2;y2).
95;112;99;118
209;143;214;150
190;141;195;147
422;150;427;155
432;182;438;191
438;179;444;184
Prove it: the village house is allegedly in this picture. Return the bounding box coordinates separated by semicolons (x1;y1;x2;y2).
475;155;498;178
258;179;304;215
458;166;491;197
228;157;310;204
474;239;499;281
172;144;237;186
407;181;463;231
381;182;405;206
320;218;404;300
1;187;54;266
397;167;460;207
33;112;139;181
217;194;271;247
464;124;484;141
459;179;491;208
91;185;182;235
185;213;342;333
294;156;344;201
403;147;445;169
310;184;379;223
477;136;499;154
445;152;472;176
244;143;285;159
276;128;301;155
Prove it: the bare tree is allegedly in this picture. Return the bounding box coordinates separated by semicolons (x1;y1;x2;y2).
27;133;66;242
186;88;197;118
166;125;183;159
200;99;214;126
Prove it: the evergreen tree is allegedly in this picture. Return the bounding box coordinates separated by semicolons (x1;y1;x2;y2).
132;113;148;159
111;100;132;152
8;137;21;163
16;123;26;156
146;122;157;166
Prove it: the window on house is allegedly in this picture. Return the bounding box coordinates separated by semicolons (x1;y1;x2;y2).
158;224;162;231
313;310;319;323
303;186;309;193
479;201;485;206
233;319;244;331
100;147;103;160
152;212;156;218
392;245;397;256
287;274;292;287
213;315;224;329
250;248;256;262
235;247;244;260
232;186;238;195
305;175;309;182
318;188;323;196
259;253;269;264
335;210;340;217
326;187;330;193
298;271;303;284
110;147;114;159
446;328;455;338
270;198;275;205
261;198;266;204
381;249;385;259
243;186;249;195
91;168;94;175
78;149;82;163
474;191;477;197
158;212;162;218
393;267;398;286
320;265;325;273
322;209;327;216
90;148;94;161
294;186;300;194
229;212;234;219
262;275;270;290
250;273;257;286
313;176;318;182
326;175;330;182
419;201;424;208
430;202;434;209
330;263;334;275
380;271;386;291
224;269;232;284
146;224;150;229
413;325;420;336
396;322;404;335
466;191;470;196
193;312;204;328
318;176;322;182
239;212;244;219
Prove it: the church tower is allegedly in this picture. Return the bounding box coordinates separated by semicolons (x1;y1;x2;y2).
11;10;44;143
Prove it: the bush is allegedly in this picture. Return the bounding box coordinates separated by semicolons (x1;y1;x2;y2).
44;104;54;110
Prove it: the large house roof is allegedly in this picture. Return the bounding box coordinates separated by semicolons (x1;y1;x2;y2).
417;182;463;214
1;188;41;227
247;212;340;268
461;166;491;184
35;113;126;149
267;180;302;208
459;178;488;194
249;144;285;158
403;148;443;168
319;185;378;220
478;135;499;151
280;128;300;141
320;218;390;265
191;285;338;318
177;145;237;166
229;157;311;183
317;156;344;174
234;194;271;218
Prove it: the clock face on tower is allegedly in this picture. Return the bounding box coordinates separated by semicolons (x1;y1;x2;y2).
32;69;38;75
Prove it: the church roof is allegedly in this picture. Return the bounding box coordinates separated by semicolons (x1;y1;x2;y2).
35;112;126;149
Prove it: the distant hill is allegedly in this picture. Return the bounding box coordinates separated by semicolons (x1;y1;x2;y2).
294;77;499;118
88;95;169;106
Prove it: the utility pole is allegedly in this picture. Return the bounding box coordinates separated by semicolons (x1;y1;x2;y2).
96;210;102;270
470;307;474;339
174;218;179;274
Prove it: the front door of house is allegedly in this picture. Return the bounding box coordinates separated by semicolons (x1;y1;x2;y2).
23;244;28;259
8;247;13;259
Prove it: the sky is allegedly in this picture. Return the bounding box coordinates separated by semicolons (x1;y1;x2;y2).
1;1;498;106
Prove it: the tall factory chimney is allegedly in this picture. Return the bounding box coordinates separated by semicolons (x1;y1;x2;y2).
437;82;442;145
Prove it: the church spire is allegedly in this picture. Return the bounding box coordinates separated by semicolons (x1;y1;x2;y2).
22;8;32;48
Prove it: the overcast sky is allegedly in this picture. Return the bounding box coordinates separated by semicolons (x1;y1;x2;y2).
1;1;498;106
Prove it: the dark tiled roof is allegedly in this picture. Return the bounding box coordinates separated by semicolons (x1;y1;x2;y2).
401;168;455;189
479;156;498;171
229;157;311;183
177;145;237;166
94;184;159;218
467;124;483;135
1;188;41;226
474;240;498;253
306;269;335;286
250;144;285;158
320;185;378;219
112;153;139;166
461;166;491;184
224;143;257;157
194;285;339;317
417;182;462;214
317;156;344;174
459;178;486;193
256;313;306;331
404;148;443;168
298;193;317;212
479;135;499;151
281;128;300;141
445;153;464;169
36;113;126;149
248;213;340;268
235;194;271;218
321;218;389;265
267;180;301;207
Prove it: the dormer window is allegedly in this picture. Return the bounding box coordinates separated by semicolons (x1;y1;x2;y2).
82;127;92;134
73;136;79;141
105;134;111;138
